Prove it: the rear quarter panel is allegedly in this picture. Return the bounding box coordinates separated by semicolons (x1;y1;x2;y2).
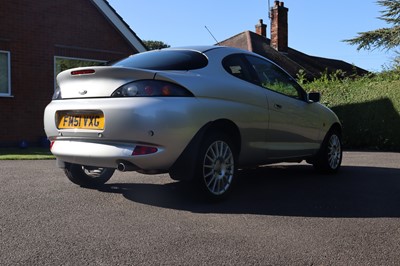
155;49;271;166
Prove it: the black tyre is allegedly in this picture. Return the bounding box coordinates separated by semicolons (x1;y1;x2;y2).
194;131;238;200
64;163;114;187
313;129;342;173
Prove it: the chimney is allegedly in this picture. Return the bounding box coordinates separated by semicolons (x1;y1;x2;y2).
270;1;289;52
255;19;267;38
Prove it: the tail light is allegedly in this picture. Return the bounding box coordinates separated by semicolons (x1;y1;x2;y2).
111;80;193;97
132;146;158;156
50;141;55;150
71;69;96;75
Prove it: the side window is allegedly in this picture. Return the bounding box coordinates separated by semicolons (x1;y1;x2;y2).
245;55;303;99
0;51;11;97
222;54;255;83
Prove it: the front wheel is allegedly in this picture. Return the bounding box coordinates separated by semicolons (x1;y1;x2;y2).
313;129;342;173
64;163;115;187
195;131;238;200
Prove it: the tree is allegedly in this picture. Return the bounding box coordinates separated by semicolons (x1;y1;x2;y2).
344;0;400;51
55;58;104;76
143;40;170;50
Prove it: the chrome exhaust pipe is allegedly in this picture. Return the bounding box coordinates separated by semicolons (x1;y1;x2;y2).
117;161;138;172
117;162;127;172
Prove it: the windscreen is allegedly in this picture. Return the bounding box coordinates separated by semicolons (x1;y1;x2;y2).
113;50;208;70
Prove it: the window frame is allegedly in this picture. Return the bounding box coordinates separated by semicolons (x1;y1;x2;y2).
0;50;11;97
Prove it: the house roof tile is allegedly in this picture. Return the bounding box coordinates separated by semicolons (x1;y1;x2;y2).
220;30;368;80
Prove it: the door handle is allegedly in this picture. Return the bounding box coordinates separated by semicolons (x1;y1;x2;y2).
274;104;282;109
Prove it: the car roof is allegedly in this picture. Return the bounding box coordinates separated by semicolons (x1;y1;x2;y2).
162;45;251;55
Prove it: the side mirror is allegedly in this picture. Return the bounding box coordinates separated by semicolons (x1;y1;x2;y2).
308;92;320;103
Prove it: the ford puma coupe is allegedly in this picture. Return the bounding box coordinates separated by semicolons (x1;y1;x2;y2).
44;46;342;199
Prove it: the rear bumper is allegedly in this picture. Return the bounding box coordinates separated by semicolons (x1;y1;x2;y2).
50;139;170;171
44;97;204;171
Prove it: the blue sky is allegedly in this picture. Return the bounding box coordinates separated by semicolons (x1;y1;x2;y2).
107;0;397;72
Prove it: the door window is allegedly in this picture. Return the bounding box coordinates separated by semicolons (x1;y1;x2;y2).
245;55;305;100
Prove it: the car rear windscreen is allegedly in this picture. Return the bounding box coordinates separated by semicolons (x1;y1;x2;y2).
113;50;208;70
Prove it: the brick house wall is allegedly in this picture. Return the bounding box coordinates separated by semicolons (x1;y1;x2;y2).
0;0;143;146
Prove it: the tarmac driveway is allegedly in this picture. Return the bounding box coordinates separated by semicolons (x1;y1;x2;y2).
0;151;399;265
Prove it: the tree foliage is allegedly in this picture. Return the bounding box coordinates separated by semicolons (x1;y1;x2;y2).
55;58;103;76
143;40;170;50
344;0;400;51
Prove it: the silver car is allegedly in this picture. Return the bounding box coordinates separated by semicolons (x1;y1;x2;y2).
44;46;342;199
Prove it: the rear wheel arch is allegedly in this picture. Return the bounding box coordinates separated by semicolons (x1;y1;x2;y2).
169;119;241;181
206;119;241;154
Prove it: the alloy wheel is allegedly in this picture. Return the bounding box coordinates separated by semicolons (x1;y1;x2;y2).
327;134;341;170
202;140;235;196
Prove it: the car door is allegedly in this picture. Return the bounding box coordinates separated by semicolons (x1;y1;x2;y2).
245;55;321;159
221;53;271;166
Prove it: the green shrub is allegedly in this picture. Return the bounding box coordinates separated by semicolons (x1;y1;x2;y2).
302;70;400;151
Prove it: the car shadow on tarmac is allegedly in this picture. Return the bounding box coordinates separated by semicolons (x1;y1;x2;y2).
98;164;400;218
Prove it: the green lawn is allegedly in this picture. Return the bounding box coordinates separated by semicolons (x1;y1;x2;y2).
0;147;55;160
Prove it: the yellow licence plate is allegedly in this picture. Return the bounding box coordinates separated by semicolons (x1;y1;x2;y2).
57;113;105;130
